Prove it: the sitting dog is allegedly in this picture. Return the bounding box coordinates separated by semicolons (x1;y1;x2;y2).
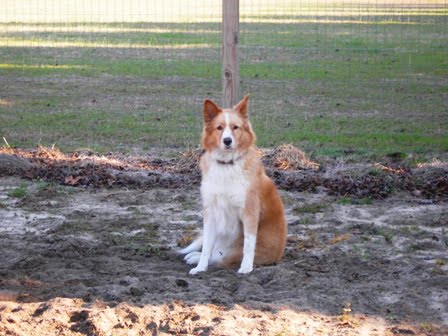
180;95;287;274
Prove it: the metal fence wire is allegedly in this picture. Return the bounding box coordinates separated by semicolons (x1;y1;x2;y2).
1;1;447;157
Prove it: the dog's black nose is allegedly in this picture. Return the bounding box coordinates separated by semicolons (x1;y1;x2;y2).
223;137;232;146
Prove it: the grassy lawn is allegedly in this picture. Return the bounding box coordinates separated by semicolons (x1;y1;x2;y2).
0;1;447;160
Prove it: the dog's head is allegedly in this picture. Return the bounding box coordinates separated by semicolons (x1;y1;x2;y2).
201;95;256;159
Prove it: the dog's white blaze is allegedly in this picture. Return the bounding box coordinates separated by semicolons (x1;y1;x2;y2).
222;112;233;146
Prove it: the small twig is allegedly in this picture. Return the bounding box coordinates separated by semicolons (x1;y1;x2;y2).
2;137;10;148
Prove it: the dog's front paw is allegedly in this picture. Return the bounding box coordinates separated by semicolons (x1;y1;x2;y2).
189;266;207;275
184;251;201;265
178;246;191;255
237;265;253;274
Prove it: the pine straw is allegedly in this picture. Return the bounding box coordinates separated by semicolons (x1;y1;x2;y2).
416;160;448;169
0;146;447;199
263;144;319;171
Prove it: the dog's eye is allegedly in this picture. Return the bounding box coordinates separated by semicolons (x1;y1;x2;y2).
233;125;239;130
217;126;223;131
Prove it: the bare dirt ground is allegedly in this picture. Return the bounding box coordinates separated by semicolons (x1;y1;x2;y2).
0;149;448;335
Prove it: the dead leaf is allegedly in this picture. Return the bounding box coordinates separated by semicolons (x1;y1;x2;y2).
329;234;351;245
65;175;82;185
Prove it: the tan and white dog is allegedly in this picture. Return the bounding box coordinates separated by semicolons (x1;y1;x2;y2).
179;95;287;274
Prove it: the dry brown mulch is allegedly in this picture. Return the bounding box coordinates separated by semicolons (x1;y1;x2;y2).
0;146;447;200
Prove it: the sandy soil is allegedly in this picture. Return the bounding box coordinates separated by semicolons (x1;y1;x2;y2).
0;176;447;335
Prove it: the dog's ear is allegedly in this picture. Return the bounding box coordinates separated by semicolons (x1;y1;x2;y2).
234;94;250;118
203;99;222;123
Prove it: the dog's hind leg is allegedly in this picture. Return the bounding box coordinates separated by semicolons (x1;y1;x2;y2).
218;247;243;269
179;235;203;255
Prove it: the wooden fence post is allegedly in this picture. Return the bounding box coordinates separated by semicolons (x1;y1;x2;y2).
222;0;239;108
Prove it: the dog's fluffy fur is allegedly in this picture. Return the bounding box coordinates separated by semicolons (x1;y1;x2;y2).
179;95;287;274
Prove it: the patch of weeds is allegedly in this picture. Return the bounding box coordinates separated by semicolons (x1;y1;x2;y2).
138;244;162;257
404;154;428;168
358;197;373;205
384;184;396;193
377;228;393;243
409;244;423;252
35;179;74;196
367;167;385;176
337;197;353;205
432;259;446;275
299;216;312;225
35;180;64;197
400;226;411;235
385;151;407;161
435;259;446;267
293;202;328;214
420;322;436;333
8;183;28;198
410;225;427;237
352;245;370;260
0;202;6;208
36;180;50;190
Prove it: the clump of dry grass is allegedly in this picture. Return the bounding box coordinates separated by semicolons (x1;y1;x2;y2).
329;234;351;245
36;145;65;160
177;147;203;172
266;144;319;171
416;159;448;169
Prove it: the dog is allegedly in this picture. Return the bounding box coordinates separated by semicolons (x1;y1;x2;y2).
179;95;287;274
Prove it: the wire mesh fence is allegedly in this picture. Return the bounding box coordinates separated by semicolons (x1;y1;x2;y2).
1;0;447;158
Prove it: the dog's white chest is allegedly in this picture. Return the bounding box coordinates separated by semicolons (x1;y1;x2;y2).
201;161;249;211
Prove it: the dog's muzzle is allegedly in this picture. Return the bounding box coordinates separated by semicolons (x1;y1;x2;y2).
223;137;232;149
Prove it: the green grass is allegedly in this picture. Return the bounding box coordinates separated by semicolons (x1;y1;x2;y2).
0;5;447;159
1;51;447;81
337;197;374;205
8;183;28;198
377;227;393;242
0;59;221;78
3;104;445;155
293;203;329;214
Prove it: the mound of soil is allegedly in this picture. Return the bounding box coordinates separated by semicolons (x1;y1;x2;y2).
0;146;447;200
0;153;34;175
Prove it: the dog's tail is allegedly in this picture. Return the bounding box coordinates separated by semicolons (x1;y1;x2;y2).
178;235;203;255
